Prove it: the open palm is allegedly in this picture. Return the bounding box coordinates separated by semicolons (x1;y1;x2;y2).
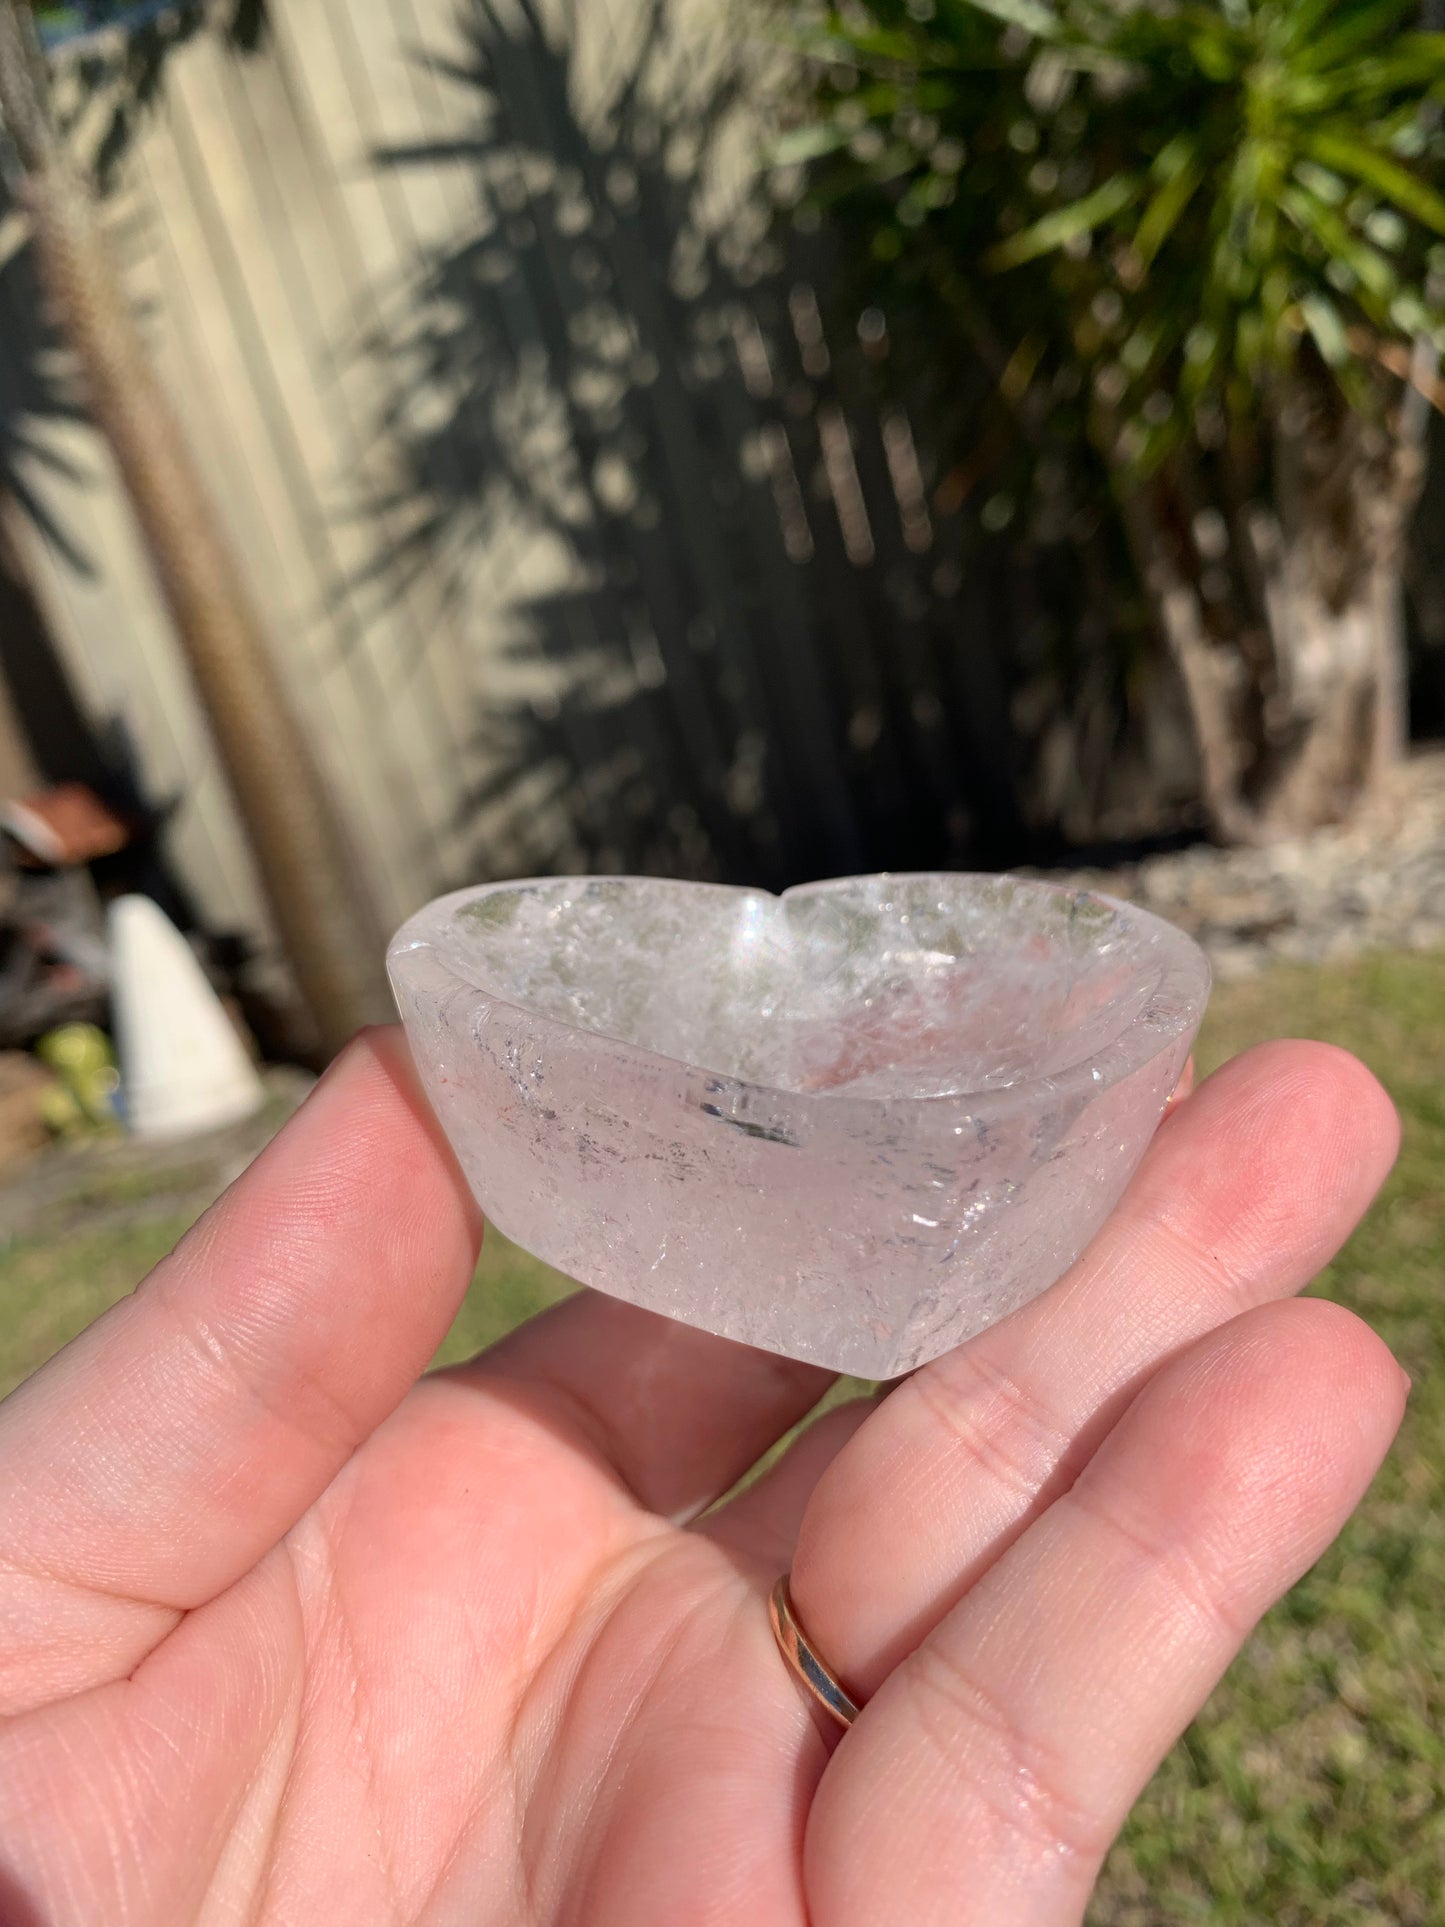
0;1029;1405;1926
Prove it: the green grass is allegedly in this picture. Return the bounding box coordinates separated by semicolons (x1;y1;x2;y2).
0;1203;573;1401
0;1211;201;1401
0;950;1440;1918
1090;950;1445;1927
430;1239;575;1365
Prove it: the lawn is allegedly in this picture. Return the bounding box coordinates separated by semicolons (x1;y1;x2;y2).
0;950;1440;1921
1092;951;1445;1927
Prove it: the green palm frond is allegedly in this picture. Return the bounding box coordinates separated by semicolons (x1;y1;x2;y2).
786;0;1445;471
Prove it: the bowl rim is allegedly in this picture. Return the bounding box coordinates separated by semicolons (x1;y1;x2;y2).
387;871;1211;1120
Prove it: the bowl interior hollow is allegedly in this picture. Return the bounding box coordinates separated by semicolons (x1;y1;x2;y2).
403;873;1205;1104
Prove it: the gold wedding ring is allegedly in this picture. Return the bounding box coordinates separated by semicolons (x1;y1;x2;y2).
769;1575;861;1731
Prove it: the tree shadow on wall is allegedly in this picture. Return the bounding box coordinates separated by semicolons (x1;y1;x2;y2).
0;225;122;792
369;0;1031;889
0;224;93;576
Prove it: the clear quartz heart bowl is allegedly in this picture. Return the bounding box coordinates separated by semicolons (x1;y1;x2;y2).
388;873;1209;1379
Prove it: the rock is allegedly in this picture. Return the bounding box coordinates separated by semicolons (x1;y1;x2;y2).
1045;750;1445;980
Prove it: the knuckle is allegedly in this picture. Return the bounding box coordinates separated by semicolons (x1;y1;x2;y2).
1067;1481;1248;1648
910;1348;1073;1503
903;1641;1110;1866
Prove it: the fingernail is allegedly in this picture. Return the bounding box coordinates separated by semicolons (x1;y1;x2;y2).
1399;1367;1413;1397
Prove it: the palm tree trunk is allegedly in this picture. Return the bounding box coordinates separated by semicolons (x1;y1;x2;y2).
0;0;390;1058
1116;399;1423;844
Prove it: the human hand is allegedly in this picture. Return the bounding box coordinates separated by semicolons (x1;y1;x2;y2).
0;1029;1405;1925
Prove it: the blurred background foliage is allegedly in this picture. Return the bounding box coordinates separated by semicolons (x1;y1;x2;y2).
784;0;1445;461
783;0;1445;840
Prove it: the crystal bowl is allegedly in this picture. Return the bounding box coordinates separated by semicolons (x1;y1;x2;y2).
388;874;1209;1378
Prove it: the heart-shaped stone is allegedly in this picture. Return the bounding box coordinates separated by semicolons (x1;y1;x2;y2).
389;874;1208;1377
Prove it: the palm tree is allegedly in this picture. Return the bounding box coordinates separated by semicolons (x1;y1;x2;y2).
791;0;1445;841
0;0;390;1056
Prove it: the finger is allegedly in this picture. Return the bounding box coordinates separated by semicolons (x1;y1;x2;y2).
808;1299;1406;1927
451;1295;835;1520
0;1028;480;1708
792;1041;1399;1695
703;1397;876;1567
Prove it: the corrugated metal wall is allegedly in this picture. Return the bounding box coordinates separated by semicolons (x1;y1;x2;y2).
0;0;1026;969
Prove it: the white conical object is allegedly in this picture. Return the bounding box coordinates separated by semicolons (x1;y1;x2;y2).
109;894;265;1139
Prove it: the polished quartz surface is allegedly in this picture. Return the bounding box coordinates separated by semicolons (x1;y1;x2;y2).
389;874;1209;1377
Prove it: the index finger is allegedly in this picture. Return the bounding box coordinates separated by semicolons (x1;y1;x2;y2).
0;1027;480;1713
